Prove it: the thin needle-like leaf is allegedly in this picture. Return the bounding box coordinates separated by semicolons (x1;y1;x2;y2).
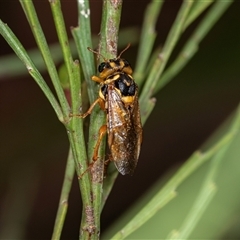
19;0;70;119
49;1;93;239
154;0;233;93
0;19;63;121
167;106;240;239
0;27;139;79
134;0;164;87
140;0;193;124
90;0;123;236
110;105;240;240
51;149;75;240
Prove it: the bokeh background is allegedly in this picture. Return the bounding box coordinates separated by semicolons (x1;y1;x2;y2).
1;1;240;239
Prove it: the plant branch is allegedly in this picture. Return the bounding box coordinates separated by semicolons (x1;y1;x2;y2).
19;0;70;119
111;104;240;240
72;0;101;238
134;0;164;88
72;0;96;104
66;62;94;239
49;1;94;239
139;0;193;124
184;0;214;29
0;27;139;79
51;148;75;240
154;0;233;93
89;0;124;236
0;19;63;121
167;105;240;239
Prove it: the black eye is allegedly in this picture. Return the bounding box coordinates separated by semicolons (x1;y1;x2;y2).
98;62;106;73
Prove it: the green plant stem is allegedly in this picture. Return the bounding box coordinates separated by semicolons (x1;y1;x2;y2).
184;0;214;29
51;148;75;240
134;0;164;87
97;0;123;197
111;104;240;240
87;0;123;236
101;163;118;210
74;0;104;238
72;0;96;104
0;19;63;121
0;39;77;78
139;0;193;124
67;62;94;239
19;0;70;119
98;0;122;58
167;106;240;239
168;186;216;239
0;27;139;79
154;0;233;93
134;1;214;88
49;0;83;178
49;1;94;239
72;8;139;229
168;165;217;239
49;0;75;100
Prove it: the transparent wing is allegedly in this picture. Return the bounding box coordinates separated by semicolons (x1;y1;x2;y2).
107;84;142;175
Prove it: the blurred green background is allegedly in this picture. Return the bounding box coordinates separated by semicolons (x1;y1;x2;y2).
1;1;240;239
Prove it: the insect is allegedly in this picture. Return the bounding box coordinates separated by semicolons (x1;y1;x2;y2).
78;44;142;175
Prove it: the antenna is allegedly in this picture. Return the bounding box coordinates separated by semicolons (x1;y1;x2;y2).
87;43;131;60
117;43;131;58
87;47;107;61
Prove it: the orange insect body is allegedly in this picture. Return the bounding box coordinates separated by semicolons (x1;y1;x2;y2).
83;45;142;175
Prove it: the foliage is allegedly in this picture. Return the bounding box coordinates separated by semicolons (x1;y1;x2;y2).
0;0;237;239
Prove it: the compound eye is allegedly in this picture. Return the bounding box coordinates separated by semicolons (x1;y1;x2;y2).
98;62;106;73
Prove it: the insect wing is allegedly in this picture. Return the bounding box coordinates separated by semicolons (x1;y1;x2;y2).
107;84;142;175
131;87;142;162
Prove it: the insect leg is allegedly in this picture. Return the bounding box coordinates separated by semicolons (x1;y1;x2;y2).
81;97;105;118
92;124;107;161
70;97;105;118
78;125;107;179
92;75;104;83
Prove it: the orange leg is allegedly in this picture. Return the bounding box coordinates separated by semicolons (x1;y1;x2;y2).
72;97;106;162
78;125;107;179
70;96;107;179
69;97;105;118
92;125;107;161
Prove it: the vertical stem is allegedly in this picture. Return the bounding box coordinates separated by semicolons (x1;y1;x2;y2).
91;0;123;236
134;0;164;87
51;149;75;240
98;0;123;58
74;0;96;104
19;0;70;119
74;0;104;238
49;1;95;239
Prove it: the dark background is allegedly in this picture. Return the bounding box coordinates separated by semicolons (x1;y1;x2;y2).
1;1;240;239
